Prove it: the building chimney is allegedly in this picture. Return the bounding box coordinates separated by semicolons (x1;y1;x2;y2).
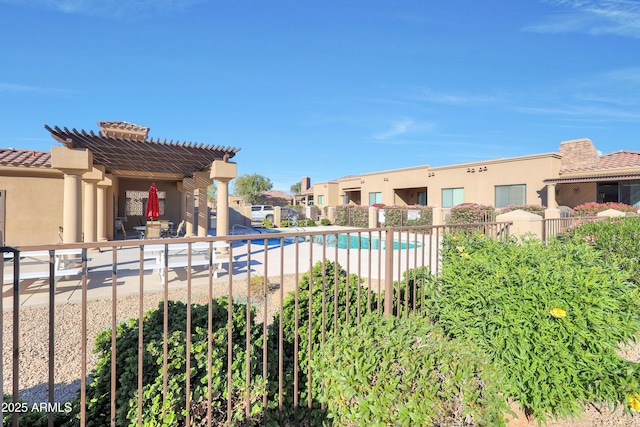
301;176;311;192
558;138;599;172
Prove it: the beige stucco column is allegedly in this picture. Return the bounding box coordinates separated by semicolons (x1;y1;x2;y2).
51;146;92;243
183;177;196;237
82;166;105;243
176;181;188;224
194;171;212;237
545;183;561;219
211;159;237;239
97;173;112;242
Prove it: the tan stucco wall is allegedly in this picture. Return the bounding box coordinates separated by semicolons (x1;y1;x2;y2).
1;171;64;245
314;153;562;209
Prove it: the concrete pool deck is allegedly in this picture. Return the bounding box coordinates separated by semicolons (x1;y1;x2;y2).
2;226;440;310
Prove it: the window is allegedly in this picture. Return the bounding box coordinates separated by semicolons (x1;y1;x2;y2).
369;192;382;205
417;191;427;206
442;188;463;208
495;184;525;208
125;190;166;216
342;194;350;204
317;195;324;205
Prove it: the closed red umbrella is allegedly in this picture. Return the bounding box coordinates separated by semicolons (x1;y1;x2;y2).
145;183;160;220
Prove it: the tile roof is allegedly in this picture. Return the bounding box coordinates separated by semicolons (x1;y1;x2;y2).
597;150;640;169
0;148;51;168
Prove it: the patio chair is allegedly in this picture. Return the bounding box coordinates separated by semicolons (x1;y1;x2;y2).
170;220;186;238
120;223;139;240
159;220;171;238
145;222;162;239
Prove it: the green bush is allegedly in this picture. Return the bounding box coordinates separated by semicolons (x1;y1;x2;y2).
573;202;637;216
555;216;640;285
267;260;377;424
430;232;640;420
447;203;496;225
305;219;316;227
334;205;369;227
314;315;510;426
499;204;545;216
382;205;433;227
261;218;274;228
69;299;270;427
320;218;331;226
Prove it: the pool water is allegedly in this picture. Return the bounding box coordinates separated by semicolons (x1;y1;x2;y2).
315;234;420;250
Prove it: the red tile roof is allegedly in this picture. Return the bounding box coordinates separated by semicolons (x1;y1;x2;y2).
596;150;640;169
0;148;51;168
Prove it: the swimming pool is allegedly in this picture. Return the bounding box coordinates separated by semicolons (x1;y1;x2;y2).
314;234;420;250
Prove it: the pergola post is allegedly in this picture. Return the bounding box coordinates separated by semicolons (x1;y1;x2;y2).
97;173;113;242
211;159;237;241
194;171;212;237
82;165;105;243
51;146;92;243
183;177;196;237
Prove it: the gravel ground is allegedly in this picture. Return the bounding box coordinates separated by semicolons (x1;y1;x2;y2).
3;276;640;426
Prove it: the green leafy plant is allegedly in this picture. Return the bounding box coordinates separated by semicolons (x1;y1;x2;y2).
267;260;377;424
499;204;545;216
320;218;331;226
334;205;369;227
447;203;496;225
430;232;640;421
554;216;640;285
314;315;511;426
382;205;433;227
261;218;274;228
68;298;271;426
572;202;637;216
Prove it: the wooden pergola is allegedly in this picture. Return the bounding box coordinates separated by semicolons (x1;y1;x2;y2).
45;121;240;243
45;122;240;179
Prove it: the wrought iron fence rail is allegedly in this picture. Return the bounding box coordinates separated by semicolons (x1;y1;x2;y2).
1;223;511;426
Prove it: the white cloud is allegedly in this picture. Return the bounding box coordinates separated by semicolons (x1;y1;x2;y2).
411;88;500;106
373;118;417;140
526;0;640;38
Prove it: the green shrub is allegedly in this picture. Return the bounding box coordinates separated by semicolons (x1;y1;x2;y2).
555;216;640;285
261;218;274;228
431;232;640;420
320;218;331;226
305;219;316;226
447;203;496;225
334;205;369;227
382;205;433;227
267;260;377;424
314;315;511;426
573;202;637;216
499;204;545;216
71;299;270;427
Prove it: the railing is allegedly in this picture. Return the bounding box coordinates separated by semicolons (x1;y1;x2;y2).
1;223;510;426
541;216;604;243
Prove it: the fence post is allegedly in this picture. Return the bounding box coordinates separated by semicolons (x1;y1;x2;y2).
384;227;394;317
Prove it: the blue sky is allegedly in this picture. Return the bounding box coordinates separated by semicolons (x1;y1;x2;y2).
1;0;640;193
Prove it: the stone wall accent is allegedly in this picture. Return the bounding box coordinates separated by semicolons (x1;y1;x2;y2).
558;138;599;171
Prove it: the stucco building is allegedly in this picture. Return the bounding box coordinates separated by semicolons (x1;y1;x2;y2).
311;138;640;212
0;121;239;246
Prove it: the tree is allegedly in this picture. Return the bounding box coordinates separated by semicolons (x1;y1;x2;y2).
207;183;217;204
232;173;273;205
290;182;301;195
